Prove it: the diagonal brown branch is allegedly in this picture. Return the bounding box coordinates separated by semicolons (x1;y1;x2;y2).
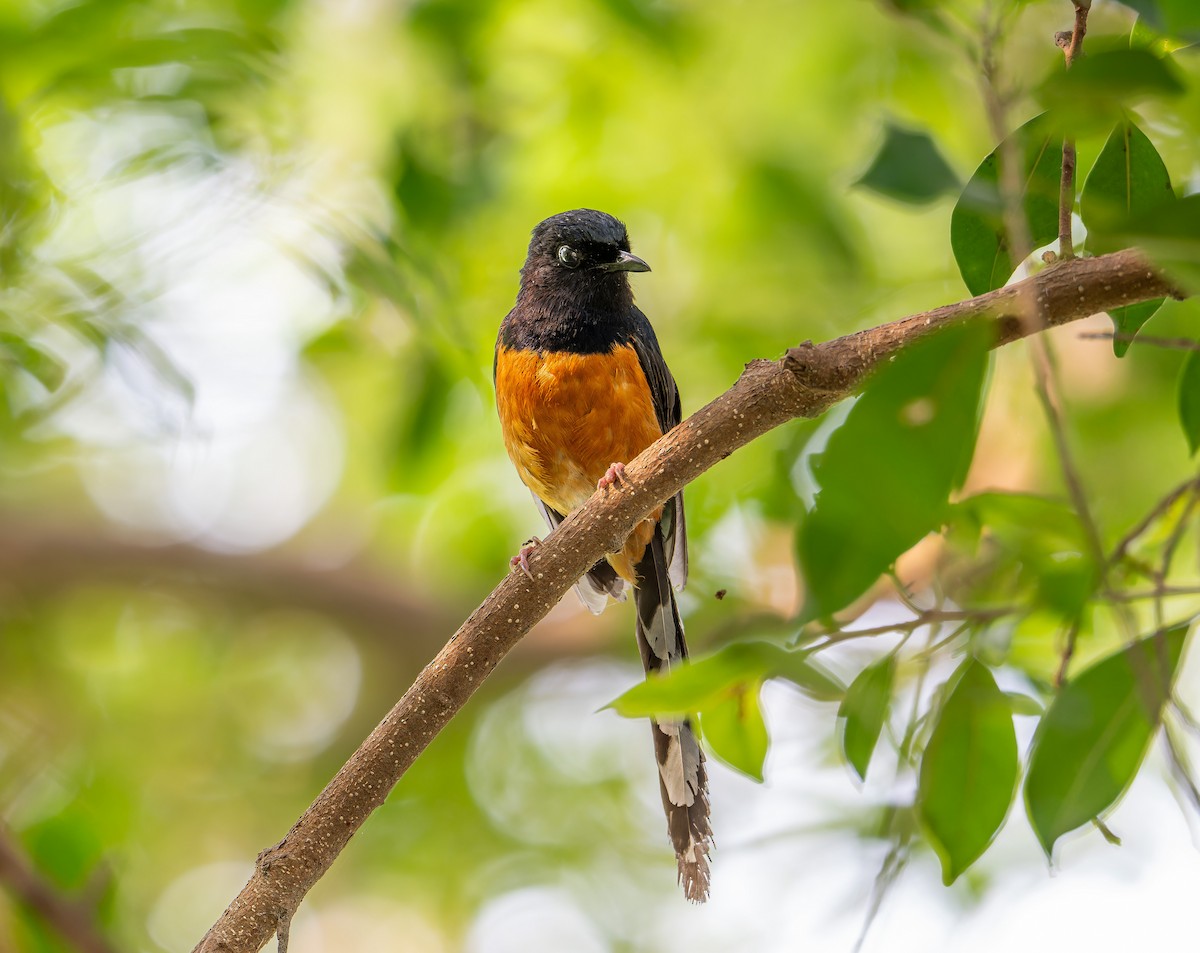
193;247;1180;953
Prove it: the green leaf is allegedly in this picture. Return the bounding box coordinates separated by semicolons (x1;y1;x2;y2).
1025;623;1191;857
855;122;960;205
0;332;67;392
1108;300;1166;358
1005;692;1044;716
1090;193;1200;295
1122;1;1200;40
948;492;1099;620
950;113;1061;295
702;683;769;781
951;492;1087;555
1080;119;1173;354
1179;351;1200;456
1081;119;1174;247
606;641;842;717
1038;49;1186;136
797;324;990;619
838;655;897;781
917;658;1018;884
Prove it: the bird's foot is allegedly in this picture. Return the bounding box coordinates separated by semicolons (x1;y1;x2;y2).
509;537;542;579
597;461;627;491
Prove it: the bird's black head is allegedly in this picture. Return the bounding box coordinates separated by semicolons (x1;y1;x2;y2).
518;209;650;301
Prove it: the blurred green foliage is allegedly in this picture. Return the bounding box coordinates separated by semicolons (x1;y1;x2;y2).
1;0;1199;949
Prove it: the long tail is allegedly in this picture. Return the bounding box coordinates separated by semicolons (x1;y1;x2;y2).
634;524;713;902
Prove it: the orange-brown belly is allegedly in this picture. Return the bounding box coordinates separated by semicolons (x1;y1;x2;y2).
496;343;663;581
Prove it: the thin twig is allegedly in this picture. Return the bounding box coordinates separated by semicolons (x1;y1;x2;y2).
1029;345;1107;569
1054;2;1090;259
803;606;1015;652
1109;477;1200;568
1173;696;1200;737
276;911;291;953
1080;331;1200;352
1103;585;1200;603
1054;615;1083;686
925;619;978;657
1163;717;1200;821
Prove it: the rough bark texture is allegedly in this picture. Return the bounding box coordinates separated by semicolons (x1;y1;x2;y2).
194;248;1179;952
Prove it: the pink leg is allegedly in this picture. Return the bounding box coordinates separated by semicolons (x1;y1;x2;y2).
509;536;542;579
597;461;627;491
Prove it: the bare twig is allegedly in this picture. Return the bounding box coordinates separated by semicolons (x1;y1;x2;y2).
1164;716;1200;821
0;823;116;953
1080;331;1200;352
1053;615;1083;686
1103;585;1200;603
1054;2;1090;259
802;606;1016;651
1030;345;1107;569
1109;477;1200;568
193;248;1181;953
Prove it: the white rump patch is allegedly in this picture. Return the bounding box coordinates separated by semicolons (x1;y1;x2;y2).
657;722;702;807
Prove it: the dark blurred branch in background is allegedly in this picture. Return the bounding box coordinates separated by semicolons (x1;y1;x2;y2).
190;247;1183;953
0;521;608;667
0;822;116;953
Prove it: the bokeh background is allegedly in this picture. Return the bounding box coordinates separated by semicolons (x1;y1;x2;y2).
2;0;1200;950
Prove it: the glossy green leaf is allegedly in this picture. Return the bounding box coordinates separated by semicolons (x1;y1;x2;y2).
1080;122;1174;240
798;324;990;619
767;646;846;701
1108;300;1166;357
951;492;1087;555
917;658;1018;885
1122;1;1200;39
1025;623;1191;857
1005;692;1044;716
703;682;769;781
1179;351;1200;456
838;655;897;781
606;641;843;717
855;122;960;205
950;113;1061;295
1090;193;1200;295
1038;49;1186;136
1080;119;1173;353
948;492;1099;620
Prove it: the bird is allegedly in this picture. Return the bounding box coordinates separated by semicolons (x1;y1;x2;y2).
493;208;713;902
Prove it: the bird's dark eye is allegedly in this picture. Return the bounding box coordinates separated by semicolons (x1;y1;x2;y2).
557;245;581;268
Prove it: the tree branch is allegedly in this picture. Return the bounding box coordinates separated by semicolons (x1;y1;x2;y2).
193;248;1180;953
0;521;609;667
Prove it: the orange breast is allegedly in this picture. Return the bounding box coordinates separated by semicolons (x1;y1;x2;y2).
496;343;664;580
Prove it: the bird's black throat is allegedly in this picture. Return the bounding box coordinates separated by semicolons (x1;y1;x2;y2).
501;271;637;354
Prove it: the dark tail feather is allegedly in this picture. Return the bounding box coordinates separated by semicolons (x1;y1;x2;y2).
635;525;713;902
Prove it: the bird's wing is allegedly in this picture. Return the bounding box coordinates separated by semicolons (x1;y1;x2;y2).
628;306;688;590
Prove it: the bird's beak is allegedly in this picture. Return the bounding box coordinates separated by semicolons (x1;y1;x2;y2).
600;250;651;273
